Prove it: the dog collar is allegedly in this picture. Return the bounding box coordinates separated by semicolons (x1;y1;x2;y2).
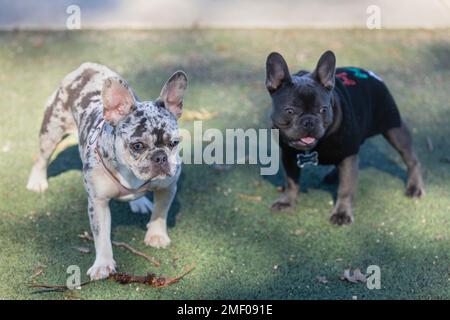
87;119;152;197
296;151;319;168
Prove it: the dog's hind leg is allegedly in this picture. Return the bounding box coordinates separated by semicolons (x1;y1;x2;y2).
383;121;425;198
27;88;75;192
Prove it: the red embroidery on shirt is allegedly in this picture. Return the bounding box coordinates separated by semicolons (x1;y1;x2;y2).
336;72;356;86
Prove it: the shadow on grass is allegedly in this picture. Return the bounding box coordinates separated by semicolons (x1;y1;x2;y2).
27;156;449;298
260;126;410;208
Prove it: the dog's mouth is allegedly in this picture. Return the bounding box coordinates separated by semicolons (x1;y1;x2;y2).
135;164;173;181
288;136;318;149
299;137;317;145
150;168;173;180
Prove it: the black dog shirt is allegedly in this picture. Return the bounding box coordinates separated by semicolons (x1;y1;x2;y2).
312;67;401;165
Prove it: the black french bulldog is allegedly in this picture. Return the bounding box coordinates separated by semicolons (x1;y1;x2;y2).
265;50;425;225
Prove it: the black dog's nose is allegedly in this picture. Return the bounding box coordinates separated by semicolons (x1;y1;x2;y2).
151;150;168;164
300;116;315;129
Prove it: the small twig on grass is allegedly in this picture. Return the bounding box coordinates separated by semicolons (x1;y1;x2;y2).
72;246;91;254
78;232;160;267
114;241;160;267
29;281;92;294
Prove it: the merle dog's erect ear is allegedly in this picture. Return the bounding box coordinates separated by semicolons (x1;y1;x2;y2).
158;71;188;119
102;77;136;126
265;52;292;93
312;50;336;90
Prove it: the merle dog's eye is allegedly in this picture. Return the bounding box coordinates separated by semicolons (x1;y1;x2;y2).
319;106;328;114
284;107;294;115
170;139;180;148
131;142;145;151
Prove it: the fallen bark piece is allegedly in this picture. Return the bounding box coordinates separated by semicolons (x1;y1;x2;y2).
109;265;194;288
78;232;160;267
340;268;367;283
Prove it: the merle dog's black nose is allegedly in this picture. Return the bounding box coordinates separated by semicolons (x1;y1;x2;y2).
151;150;167;164
300;116;315;129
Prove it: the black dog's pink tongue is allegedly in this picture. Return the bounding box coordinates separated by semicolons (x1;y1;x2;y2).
300;137;316;145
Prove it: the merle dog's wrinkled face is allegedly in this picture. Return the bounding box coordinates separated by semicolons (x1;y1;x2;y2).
265;51;336;151
102;71;187;181
115;102;181;180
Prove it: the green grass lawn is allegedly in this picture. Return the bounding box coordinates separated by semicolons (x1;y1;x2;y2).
0;29;449;299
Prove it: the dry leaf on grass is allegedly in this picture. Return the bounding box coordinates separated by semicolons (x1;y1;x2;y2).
30;264;47;282
434;234;445;241
293;229;305;236
316;276;328;284
237;193;262;202
181;109;218;121
340;268;367;283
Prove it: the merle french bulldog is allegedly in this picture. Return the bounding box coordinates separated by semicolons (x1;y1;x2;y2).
27;63;187;279
265;50;424;225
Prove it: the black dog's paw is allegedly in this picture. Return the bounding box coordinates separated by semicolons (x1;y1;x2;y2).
405;183;425;198
271;199;295;212
330;211;354;226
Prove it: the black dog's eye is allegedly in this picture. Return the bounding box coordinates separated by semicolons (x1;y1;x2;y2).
169;139;180;148
131;142;145;151
319;106;328;114
284;107;295;115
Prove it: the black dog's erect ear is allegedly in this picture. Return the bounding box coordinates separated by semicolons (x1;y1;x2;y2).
265;52;292;93
312;50;336;90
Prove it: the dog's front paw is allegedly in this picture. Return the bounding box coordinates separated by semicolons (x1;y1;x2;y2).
129;196;154;214
330;210;354;226
405;181;425;198
144;230;171;249
271;199;294;212
87;259;116;280
26;170;48;193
